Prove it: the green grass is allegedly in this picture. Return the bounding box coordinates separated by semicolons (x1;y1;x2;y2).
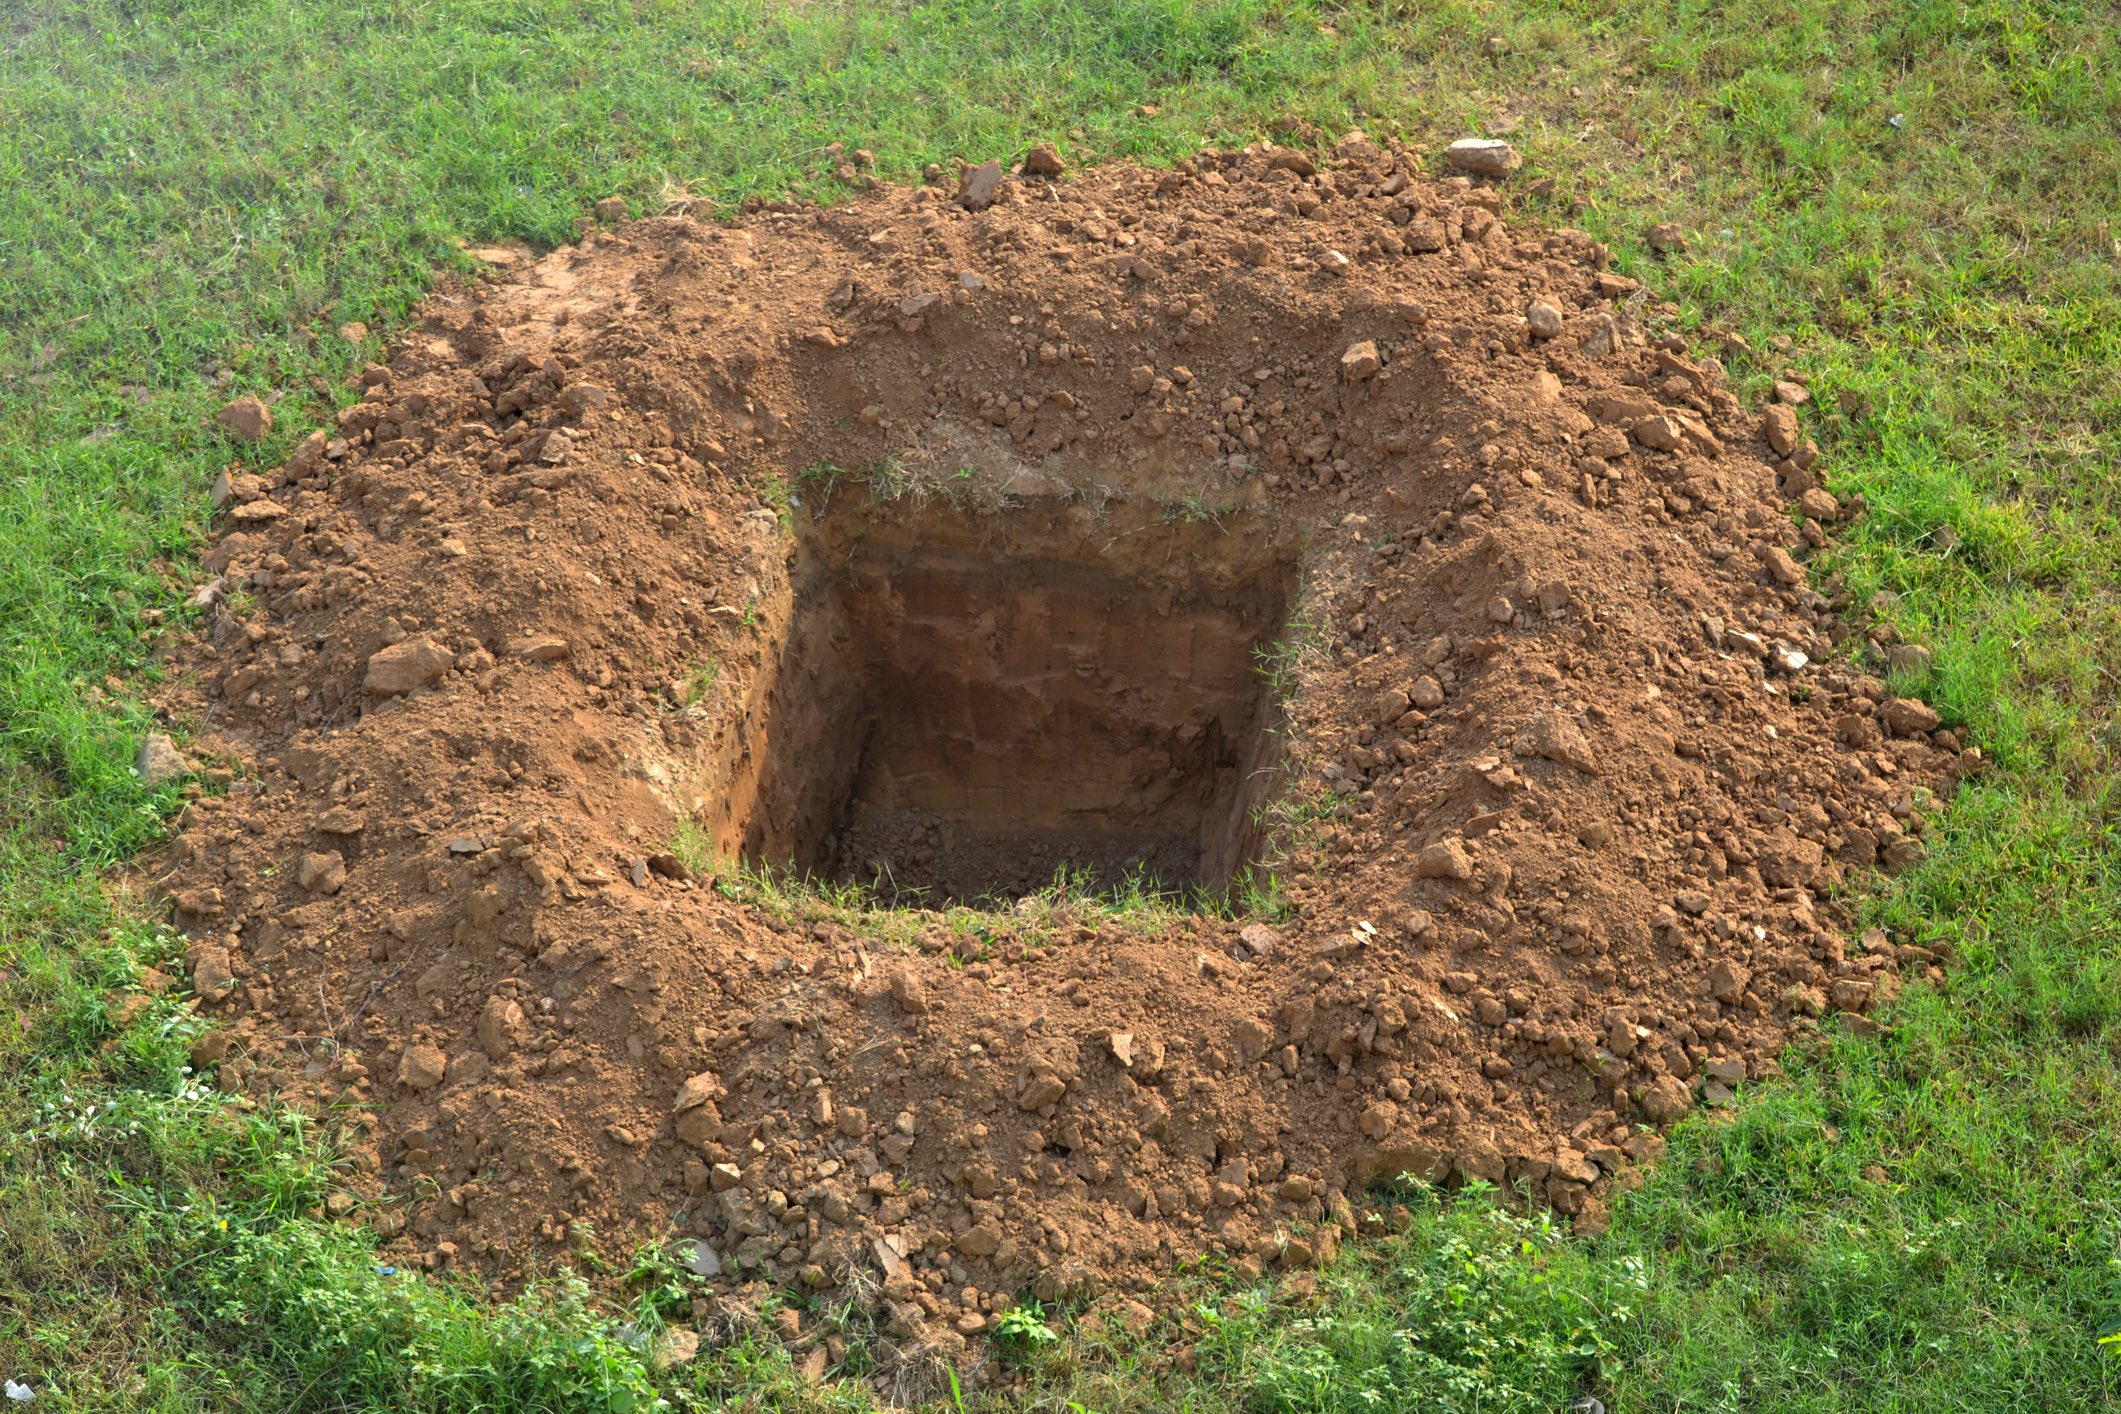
675;829;1289;954
2;0;2119;1408
676;654;721;709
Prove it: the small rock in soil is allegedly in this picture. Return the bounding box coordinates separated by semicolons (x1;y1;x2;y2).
137;733;190;787
1631;415;1682;452
1831;977;1876;1012
1707;959;1750;1004
210;469;264;509
1445;138;1520;176
673;1071;720;1113
889;971;927;1012
1799;487;1840;522
1340;340;1381;381
678;1239;722;1276
188;944;235;1002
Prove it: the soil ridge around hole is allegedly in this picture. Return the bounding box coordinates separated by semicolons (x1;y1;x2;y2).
149;141;1959;1366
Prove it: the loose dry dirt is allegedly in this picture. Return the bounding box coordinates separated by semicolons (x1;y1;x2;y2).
153;135;1962;1371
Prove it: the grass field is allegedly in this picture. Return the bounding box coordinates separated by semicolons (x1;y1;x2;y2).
4;0;2120;1408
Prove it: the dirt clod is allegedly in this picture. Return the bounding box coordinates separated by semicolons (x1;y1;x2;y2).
1645;222;1687;253
1415;839;1475;880
296;850;346;895
1882;697;1942;737
1637;1076;1693;1123
1521;712;1598;774
477;996;524;1059
362;639;452;696
216;395;273;442
187;943;235;1004
1021;143;1064;179
652;1328;701;1372
1762;404;1800;457
397;1043;448;1090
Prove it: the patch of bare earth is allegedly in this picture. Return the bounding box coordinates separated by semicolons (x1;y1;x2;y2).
154;134;1959;1381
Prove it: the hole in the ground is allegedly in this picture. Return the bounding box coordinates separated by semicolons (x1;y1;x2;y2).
707;488;1300;904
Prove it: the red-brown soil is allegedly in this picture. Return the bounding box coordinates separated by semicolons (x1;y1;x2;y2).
152;134;1961;1366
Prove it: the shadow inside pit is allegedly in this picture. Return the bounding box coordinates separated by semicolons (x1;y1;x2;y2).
706;484;1301;906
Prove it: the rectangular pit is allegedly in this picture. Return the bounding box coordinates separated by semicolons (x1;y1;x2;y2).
706;494;1298;904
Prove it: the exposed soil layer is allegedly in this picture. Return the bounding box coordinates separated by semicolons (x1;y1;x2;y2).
722;494;1298;902
153;136;1963;1367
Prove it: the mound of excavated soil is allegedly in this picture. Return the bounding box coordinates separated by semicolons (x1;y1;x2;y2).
153;135;1962;1363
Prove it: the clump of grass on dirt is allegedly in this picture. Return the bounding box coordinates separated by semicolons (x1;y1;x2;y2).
1254;611;1333;705
797;455;922;508
675;824;1282;957
4;0;2120;1409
